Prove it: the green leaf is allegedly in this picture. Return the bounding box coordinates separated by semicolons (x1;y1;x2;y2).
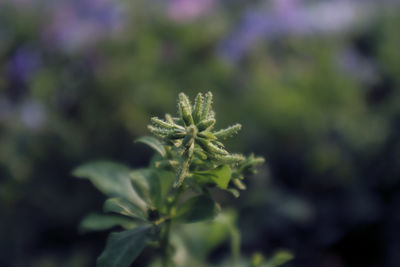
177;211;237;261
135;136;166;157
130;169;175;210
104;198;147;221
265;250;294;267
251;252;264;267
130;169;152;204
79;213;137;233
97;225;152;267
73;161;147;210
158;171;175;205
192;165;232;189
175;194;218;223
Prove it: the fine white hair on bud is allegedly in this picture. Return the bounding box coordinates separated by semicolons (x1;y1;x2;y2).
178;93;194;126
146;92;261;187
192;93;204;124
213;124;242;139
196;118;216;132
151;117;176;129
200;91;213;121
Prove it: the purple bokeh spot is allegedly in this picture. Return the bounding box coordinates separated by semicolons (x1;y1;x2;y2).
7;46;41;83
167;0;215;22
218;0;364;62
41;0;126;51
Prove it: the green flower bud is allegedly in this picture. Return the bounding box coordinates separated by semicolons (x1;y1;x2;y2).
148;125;174;137
232;178;246;190
213;124;242;139
197;131;217;140
200;91;213;121
151;117;176;129
165;113;175;124
197;118;216;132
178;93;192;113
192;93;203;124
197;138;228;155
194;147;208;160
179;103;194;126
213;153;245;164
148;126;185;139
178;93;194;126
182;134;195;149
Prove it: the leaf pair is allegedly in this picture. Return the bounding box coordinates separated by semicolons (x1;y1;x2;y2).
73;161;148;211
73;160;176;218
73;161;170;267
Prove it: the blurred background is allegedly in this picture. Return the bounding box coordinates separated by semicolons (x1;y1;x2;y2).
1;0;400;266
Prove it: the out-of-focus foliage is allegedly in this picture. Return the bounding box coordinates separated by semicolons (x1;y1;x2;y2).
1;0;400;266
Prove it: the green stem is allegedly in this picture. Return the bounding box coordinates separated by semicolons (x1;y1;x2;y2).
160;186;184;267
160;219;172;267
230;225;240;267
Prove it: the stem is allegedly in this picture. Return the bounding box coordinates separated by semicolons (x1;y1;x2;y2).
160;186;184;267
230;225;240;267
160;219;172;267
162;128;192;265
174;127;195;187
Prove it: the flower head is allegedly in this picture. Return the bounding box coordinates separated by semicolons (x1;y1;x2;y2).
148;92;245;186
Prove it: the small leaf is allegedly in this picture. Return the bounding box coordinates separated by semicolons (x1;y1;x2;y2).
251;252;264;267
97;225;152;267
79;213;137;233
192;165;232;189
73;161;147;210
227;188;240;198
265;250;294;267
135;136;166;157
104;198;147;221
175;194;218;223
232;178;247;190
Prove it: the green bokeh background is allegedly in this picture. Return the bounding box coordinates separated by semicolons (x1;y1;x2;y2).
1;1;400;266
